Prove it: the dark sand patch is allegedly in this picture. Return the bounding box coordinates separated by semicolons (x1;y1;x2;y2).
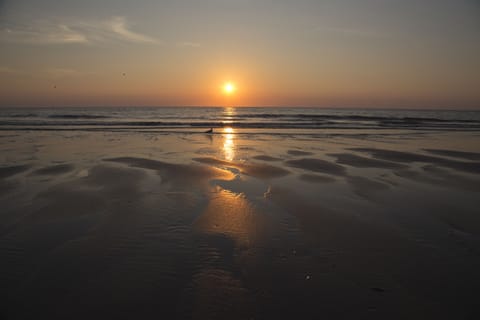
268;186;403;250
27;165;149;221
299;174;336;184
240;164;290;179
106;156;235;184
3;173;204;319
0;180;19;196
32;164;74;176
436;204;480;235
346;176;390;199
424;149;480;161
32;187;107;221
350;148;439;163
191;268;252;319
395;165;480;192
285;158;346;176
432;160;480;175
0;164;30;179
83;165;149;196
351;148;480;174
252;155;282;162
287;150;314;156
393;169;421;180
329;153;407;170
264;187;447;317
193;157;290;179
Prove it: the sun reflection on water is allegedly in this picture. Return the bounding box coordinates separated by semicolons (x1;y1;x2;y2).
223;127;235;161
222;106;235;125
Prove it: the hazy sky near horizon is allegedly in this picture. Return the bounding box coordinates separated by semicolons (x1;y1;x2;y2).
0;0;479;108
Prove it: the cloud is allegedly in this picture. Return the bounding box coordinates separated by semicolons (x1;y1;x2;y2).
46;68;96;78
107;17;157;43
0;24;88;44
0;16;159;45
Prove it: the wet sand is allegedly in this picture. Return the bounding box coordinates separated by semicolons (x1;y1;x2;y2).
1;129;480;319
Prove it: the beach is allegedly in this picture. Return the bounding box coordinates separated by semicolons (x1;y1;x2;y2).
1;108;480;319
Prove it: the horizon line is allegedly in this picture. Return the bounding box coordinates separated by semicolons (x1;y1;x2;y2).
1;105;479;111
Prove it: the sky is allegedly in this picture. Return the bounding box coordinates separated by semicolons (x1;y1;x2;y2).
0;0;479;108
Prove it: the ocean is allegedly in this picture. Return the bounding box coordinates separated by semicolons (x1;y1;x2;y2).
1;107;479;132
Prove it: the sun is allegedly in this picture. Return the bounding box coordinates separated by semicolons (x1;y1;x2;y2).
223;82;236;94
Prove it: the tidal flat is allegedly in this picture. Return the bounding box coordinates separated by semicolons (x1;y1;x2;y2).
1;129;479;319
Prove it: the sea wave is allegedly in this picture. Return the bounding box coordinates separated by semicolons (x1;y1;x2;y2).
1;108;479;131
0;120;479;130
47;114;110;119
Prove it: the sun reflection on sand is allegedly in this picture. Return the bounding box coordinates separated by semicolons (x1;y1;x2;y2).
223;127;235;161
194;188;268;247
